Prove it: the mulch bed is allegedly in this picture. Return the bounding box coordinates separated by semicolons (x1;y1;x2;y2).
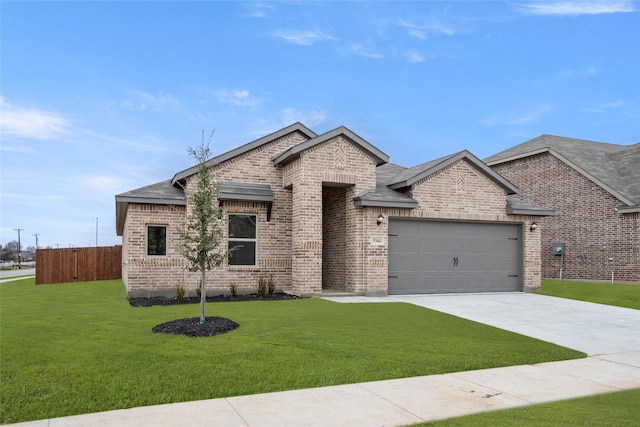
152;316;240;337
129;293;299;307
135;293;300;337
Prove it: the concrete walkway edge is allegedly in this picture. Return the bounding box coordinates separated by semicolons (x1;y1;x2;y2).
6;352;639;427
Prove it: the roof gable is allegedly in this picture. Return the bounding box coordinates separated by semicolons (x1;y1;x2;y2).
272;126;389;167
171;122;317;185
388;150;518;195
485;134;640;207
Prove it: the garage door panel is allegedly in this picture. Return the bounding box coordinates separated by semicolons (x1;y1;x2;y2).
389;220;522;294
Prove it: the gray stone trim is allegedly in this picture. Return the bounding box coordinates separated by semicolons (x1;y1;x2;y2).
506;197;555;216
217;181;273;202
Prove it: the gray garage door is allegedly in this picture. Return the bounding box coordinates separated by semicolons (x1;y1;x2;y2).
388;220;522;294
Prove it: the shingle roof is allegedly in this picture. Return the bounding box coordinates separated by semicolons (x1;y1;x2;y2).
485;134;640;208
353;163;419;208
115;180;186;235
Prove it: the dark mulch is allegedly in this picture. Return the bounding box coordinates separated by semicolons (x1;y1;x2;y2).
143;293;300;337
153;316;239;337
129;292;299;307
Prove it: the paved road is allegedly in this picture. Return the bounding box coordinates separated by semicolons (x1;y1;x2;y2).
0;268;35;281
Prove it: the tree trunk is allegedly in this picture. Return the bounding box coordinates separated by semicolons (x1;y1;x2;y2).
200;266;206;323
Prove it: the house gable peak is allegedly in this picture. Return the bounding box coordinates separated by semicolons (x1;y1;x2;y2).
171;122;317;185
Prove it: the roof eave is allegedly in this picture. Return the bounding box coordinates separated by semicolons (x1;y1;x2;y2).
485;147;551;166
617;205;640;214
353;199;419;209
115;196;187;236
172;122;317;184
506;206;556;216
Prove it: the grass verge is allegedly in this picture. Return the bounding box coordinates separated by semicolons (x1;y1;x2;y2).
538;279;640;310
415;388;640;426
1;278;584;424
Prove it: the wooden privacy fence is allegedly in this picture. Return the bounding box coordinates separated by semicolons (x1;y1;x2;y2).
35;246;122;284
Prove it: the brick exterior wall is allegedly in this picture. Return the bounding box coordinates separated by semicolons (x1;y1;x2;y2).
491;153;639;282
121;131;546;297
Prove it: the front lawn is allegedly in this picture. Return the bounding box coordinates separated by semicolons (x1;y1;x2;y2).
1;278;584;424
538;279;640;310
416;388;640;426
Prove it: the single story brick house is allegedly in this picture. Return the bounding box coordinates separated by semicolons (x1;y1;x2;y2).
485;135;639;282
116;123;553;298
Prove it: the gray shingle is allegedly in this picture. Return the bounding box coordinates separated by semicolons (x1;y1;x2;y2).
485;134;640;207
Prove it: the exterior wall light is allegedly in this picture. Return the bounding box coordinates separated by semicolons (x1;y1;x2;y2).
530;222;538;232
376;214;384;226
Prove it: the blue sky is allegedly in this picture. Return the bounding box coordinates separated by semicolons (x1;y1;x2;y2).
1;1;639;249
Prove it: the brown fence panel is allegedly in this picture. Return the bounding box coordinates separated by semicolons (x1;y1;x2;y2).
35;246;122;285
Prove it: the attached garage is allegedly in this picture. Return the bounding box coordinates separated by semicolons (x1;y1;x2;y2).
388;219;523;294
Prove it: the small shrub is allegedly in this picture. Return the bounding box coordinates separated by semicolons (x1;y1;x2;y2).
229;282;237;297
267;274;275;295
257;274;268;297
176;285;185;302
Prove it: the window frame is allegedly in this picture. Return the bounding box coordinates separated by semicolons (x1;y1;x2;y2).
227;214;257;266
146;224;167;257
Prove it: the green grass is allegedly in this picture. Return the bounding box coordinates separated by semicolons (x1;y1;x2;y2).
1;279;584;424
414;388;640;426
538;279;640;310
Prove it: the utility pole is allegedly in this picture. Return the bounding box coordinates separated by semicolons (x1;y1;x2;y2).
14;228;23;269
96;217;99;247
33;233;40;249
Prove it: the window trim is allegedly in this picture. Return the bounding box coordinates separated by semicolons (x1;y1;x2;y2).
146;224;167;257
227;214;257;266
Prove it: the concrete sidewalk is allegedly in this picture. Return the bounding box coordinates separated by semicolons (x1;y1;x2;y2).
7;352;640;427
6;294;640;427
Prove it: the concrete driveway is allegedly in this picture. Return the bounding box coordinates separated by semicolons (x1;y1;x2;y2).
324;293;640;356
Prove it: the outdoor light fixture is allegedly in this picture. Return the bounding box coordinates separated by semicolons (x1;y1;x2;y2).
376;214;384;226
530;222;538;232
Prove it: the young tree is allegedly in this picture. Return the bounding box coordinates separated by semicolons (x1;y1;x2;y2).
180;131;226;324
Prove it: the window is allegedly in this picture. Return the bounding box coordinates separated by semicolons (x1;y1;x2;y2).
228;214;257;265
147;225;167;256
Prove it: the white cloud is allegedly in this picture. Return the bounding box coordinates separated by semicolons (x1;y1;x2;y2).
0;96;70;140
482;105;553;126
581;99;625;113
349;44;384;59
404;49;426;63
118;91;181;112
281;107;326;127
518;1;636;16
399;19;459;38
270;29;336;46
561;67;598;77
216;89;262;108
79;174;130;196
245;3;274;18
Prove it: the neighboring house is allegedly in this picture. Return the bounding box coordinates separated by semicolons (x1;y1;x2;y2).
485;135;639;282
116;123;552;298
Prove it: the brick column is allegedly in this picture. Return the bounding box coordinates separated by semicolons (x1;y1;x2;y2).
291;180;323;296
